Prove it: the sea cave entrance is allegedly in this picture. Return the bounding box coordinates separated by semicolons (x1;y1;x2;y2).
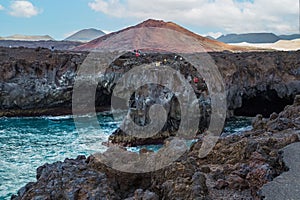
234;89;294;117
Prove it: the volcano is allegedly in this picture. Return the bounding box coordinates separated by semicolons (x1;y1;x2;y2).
65;28;105;42
74;19;249;52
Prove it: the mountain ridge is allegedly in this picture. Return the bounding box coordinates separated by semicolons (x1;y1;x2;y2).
65;28;105;42
217;33;300;44
217;33;280;43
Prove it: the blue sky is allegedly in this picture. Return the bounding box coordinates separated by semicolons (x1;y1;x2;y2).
0;0;298;40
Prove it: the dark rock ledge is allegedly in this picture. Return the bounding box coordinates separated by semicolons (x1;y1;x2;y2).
1;47;299;119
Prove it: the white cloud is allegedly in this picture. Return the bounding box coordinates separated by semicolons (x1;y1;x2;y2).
9;1;41;18
102;30;113;34
0;4;4;10
204;32;223;39
88;0;299;34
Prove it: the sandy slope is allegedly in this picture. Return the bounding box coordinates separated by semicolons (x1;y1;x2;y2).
230;39;300;51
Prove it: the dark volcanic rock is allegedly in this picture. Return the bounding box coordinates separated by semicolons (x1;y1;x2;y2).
107;52;210;146
252;95;300;132
109;50;300;146
11;155;120;200
1;46;300;145
1;47;299;118
0;47;114;116
215;51;300;117
0;47;85;116
125;189;159;200
12;96;300;199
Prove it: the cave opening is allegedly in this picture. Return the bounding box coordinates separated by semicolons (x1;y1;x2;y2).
234;89;294;117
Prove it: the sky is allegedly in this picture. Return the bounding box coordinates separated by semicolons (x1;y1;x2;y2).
0;0;299;40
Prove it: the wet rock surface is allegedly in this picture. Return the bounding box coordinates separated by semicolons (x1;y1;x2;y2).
12;96;300;199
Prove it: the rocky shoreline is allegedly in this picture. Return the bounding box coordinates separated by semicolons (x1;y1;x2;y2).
11;95;300;199
1;47;299;146
1;46;300;199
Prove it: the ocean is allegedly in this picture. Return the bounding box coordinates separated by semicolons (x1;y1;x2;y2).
0;114;252;199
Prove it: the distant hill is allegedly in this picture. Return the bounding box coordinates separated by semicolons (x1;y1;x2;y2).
279;34;300;40
0;34;54;41
217;33;280;43
75;19;251;52
64;28;105;42
0;40;82;50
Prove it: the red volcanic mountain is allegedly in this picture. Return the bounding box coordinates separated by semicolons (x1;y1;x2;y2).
75;19;248;52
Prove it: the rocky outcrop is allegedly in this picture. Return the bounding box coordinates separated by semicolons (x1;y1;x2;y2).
1;46;299;144
216;51;300;117
107;52;210;146
109;50;300;146
0;47;82;116
11;155;121;200
1;47;299;118
0;47;113;116
12;96;300;199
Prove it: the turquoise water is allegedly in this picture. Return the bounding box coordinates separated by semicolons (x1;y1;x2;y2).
0;115;252;199
0;113;121;199
222;116;253;137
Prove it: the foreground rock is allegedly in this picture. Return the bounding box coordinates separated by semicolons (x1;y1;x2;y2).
260;142;300;200
12;156;120;199
12;96;300;199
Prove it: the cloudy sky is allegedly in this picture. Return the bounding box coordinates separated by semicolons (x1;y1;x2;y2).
0;0;299;39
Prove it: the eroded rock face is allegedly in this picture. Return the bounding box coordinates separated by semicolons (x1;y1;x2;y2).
107;52;210;146
109;50;300;146
216;51;300;117
12;96;300;200
1;47;300;147
0;47;84;116
1;47;299;117
0;47;115;116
